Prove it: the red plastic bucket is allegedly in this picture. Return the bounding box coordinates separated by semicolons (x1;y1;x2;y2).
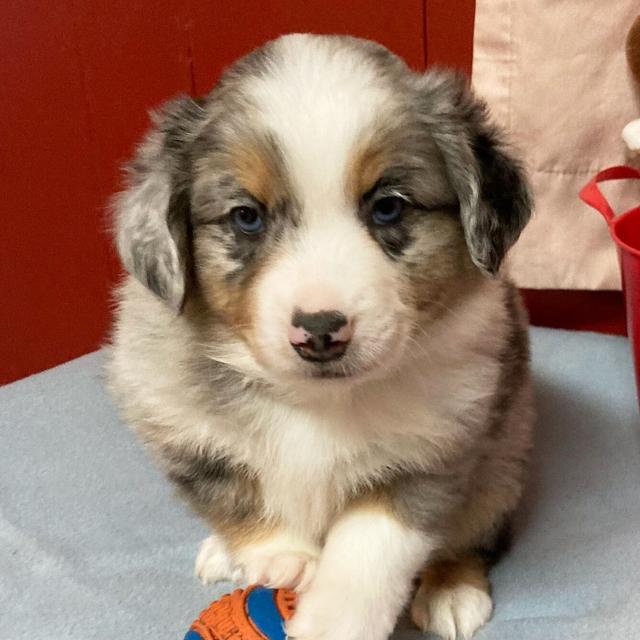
580;166;640;409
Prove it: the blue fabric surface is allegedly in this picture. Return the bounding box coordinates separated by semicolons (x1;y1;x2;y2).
0;328;638;639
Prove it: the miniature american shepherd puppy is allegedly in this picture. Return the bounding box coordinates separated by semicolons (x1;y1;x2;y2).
108;34;533;640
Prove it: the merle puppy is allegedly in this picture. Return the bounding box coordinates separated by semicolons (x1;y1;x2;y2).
108;34;533;640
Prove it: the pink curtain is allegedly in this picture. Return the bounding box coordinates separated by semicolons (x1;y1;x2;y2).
473;0;640;289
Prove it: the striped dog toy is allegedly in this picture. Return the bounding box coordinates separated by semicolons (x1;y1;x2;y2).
185;586;297;640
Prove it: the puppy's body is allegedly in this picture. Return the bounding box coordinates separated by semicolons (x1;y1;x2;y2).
108;34;533;640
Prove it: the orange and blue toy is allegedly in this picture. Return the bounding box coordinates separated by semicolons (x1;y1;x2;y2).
184;586;297;640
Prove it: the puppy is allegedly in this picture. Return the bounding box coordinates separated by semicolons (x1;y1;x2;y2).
107;34;533;640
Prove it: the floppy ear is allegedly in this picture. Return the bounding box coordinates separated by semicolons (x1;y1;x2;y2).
417;70;532;275
113;96;205;311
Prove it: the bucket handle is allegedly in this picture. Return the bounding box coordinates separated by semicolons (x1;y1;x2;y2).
579;165;640;224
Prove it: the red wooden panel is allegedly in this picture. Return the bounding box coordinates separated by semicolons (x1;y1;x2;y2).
187;0;426;96
425;0;475;73
523;289;627;336
71;1;197;282
0;1;196;384
0;1;113;384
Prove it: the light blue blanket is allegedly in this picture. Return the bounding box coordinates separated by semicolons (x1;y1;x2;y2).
1;328;639;639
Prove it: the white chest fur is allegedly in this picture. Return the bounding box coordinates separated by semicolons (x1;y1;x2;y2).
243;286;505;538
226;331;501;540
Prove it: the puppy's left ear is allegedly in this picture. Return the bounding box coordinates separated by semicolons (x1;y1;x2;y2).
418;70;532;275
113;96;206;311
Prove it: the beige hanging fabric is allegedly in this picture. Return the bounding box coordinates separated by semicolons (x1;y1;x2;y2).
473;0;640;290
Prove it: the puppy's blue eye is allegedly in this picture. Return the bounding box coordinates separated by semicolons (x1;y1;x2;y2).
371;196;405;225
231;206;264;234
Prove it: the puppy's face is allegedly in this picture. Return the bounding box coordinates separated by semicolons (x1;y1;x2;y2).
115;35;531;386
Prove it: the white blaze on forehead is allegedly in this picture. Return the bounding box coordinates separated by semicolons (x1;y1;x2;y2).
243;34;398;213
240;36;411;378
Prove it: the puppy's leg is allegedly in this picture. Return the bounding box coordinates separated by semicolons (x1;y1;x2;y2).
410;554;492;640
164;445;318;589
232;527;321;591
196;524;319;590
287;501;431;640
195;531;242;585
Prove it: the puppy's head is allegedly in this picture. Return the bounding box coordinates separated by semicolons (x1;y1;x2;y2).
114;34;531;386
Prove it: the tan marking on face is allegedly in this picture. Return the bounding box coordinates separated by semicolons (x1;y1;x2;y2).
194;237;285;370
405;212;479;315
200;271;251;328
229;136;286;209
197;264;259;342
345;129;394;204
240;240;302;370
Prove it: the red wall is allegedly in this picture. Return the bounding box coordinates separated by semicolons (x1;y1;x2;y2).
1;1;624;384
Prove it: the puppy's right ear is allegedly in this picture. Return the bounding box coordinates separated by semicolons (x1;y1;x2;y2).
113;96;206;312
416;71;532;276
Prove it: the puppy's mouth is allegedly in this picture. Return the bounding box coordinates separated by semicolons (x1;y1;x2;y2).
299;356;380;382
251;317;411;386
309;368;353;380
285;325;410;385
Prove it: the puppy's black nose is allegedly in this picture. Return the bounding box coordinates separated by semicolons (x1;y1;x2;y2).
289;309;352;362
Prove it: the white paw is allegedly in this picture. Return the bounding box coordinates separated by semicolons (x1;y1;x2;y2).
286;583;393;640
411;583;493;640
194;534;240;585
243;551;317;591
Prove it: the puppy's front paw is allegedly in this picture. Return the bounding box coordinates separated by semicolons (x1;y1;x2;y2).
411;581;493;640
243;551;317;591
286;583;393;640
195;534;240;585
